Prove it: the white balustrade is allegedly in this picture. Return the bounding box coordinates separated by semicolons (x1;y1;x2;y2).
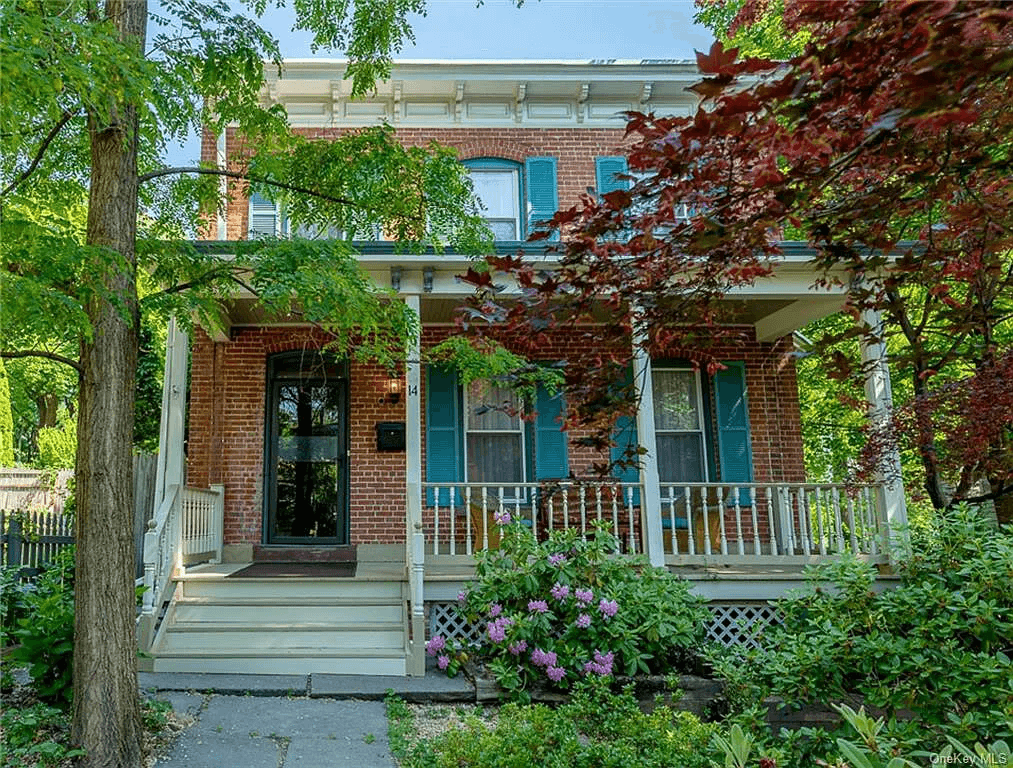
659;482;887;563
420;480;888;566
421;481;642;559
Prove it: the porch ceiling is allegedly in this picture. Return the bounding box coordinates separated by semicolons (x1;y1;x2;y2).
216;294;840;343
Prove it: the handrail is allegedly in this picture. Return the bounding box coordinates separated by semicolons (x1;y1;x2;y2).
139;483;182;650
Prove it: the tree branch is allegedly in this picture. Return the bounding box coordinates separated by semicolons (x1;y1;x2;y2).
1;349;83;374
1;110;78;198
136;166;359;208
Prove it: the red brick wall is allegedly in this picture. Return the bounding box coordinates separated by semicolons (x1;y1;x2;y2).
186;324;804;547
213;126;630;241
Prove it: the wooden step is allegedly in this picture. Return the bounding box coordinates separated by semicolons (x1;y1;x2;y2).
171;598;402;624
150;648;407;676
158;624;405;652
176;577;404;601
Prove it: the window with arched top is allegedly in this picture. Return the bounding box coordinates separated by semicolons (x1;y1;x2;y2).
463;156;559;242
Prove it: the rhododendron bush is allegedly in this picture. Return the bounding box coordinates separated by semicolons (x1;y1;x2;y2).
430;520;710;694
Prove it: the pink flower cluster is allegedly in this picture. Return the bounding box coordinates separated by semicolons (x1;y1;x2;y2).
575;588;594;606
527;599;549;614
598;598;619;619
425;635;451;671
583;650;615;677
575;613;592;629
530;647;558;668
493;510;512;525
547;552;567;566
489;603;503;617
487;615;514;643
425;635;446;656
508;640;528;656
550;583;570;601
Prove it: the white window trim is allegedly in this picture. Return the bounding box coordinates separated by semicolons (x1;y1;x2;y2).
653;366;709;487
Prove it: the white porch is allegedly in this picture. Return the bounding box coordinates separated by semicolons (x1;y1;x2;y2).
138;246;909;676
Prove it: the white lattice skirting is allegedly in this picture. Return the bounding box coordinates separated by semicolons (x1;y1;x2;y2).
427;601;780;650
428;602;483;646
705;603;780;649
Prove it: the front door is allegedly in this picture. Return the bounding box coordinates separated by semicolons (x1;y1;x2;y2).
265;352;348;544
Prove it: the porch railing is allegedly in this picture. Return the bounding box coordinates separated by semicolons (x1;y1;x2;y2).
659;482;887;563
180;485;224;563
138;484;223;650
421;480;888;567
422;481;642;560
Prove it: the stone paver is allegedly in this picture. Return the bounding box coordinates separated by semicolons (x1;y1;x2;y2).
147;679;426;767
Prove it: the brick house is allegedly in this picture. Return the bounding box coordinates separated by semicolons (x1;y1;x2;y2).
139;60;907;675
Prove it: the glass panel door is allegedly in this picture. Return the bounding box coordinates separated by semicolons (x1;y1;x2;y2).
266;360;348;544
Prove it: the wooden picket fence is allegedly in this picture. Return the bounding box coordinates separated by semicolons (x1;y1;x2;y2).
0;455;157;579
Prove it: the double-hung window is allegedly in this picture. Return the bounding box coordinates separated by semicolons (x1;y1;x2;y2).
463;157;558;242
467;164;522;241
652;368;708;491
425;366;568;505
464;380;526;491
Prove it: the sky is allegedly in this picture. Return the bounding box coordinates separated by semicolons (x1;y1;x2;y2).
167;0;715;165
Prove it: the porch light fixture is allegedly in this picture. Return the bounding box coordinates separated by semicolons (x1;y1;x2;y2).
380;374;403;405
390;265;402;291
423;266;434;293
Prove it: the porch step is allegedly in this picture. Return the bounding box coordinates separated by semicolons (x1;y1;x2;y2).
171;597;402;624
148;573;409;676
150;648;407;676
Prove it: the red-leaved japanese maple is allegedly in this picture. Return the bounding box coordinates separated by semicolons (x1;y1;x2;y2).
462;0;1013;519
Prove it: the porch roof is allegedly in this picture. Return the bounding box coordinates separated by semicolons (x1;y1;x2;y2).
192;239;848;343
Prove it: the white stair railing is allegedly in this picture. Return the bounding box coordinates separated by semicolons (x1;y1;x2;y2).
139;483;182;650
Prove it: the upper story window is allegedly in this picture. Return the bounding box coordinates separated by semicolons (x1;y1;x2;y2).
249;192;284;237
464;159;522;241
464;157;558;242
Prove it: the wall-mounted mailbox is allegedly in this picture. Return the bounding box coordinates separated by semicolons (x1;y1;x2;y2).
376;421;406;452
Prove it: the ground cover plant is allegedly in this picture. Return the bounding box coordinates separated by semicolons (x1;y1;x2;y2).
434;519;710;695
712;507;1013;763
387;681;717;768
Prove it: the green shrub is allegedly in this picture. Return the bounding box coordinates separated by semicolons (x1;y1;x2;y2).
390;681;716;768
36;413;75;469
440;520;710;694
0;563;32;647
715;507;1013;754
8;547;75;708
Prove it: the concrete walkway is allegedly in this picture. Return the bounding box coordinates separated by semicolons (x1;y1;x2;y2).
141;671;472;768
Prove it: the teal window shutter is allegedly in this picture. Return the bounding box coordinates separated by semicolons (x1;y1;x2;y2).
524;156;558;241
595;156;629;196
713;362;755;503
425;365;462;505
534;386;568;479
609;365;640;502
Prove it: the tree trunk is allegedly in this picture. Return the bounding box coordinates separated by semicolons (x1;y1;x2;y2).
71;1;147;765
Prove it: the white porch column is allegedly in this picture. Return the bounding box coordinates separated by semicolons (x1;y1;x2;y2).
860;309;908;562
631;327;665;567
404;293;426;676
154;317;189;510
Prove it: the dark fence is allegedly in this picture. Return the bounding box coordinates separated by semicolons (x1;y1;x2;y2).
1;508;74;578
0;455;158;579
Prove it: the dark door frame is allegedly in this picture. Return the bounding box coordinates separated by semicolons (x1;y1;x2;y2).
263;351;350;545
